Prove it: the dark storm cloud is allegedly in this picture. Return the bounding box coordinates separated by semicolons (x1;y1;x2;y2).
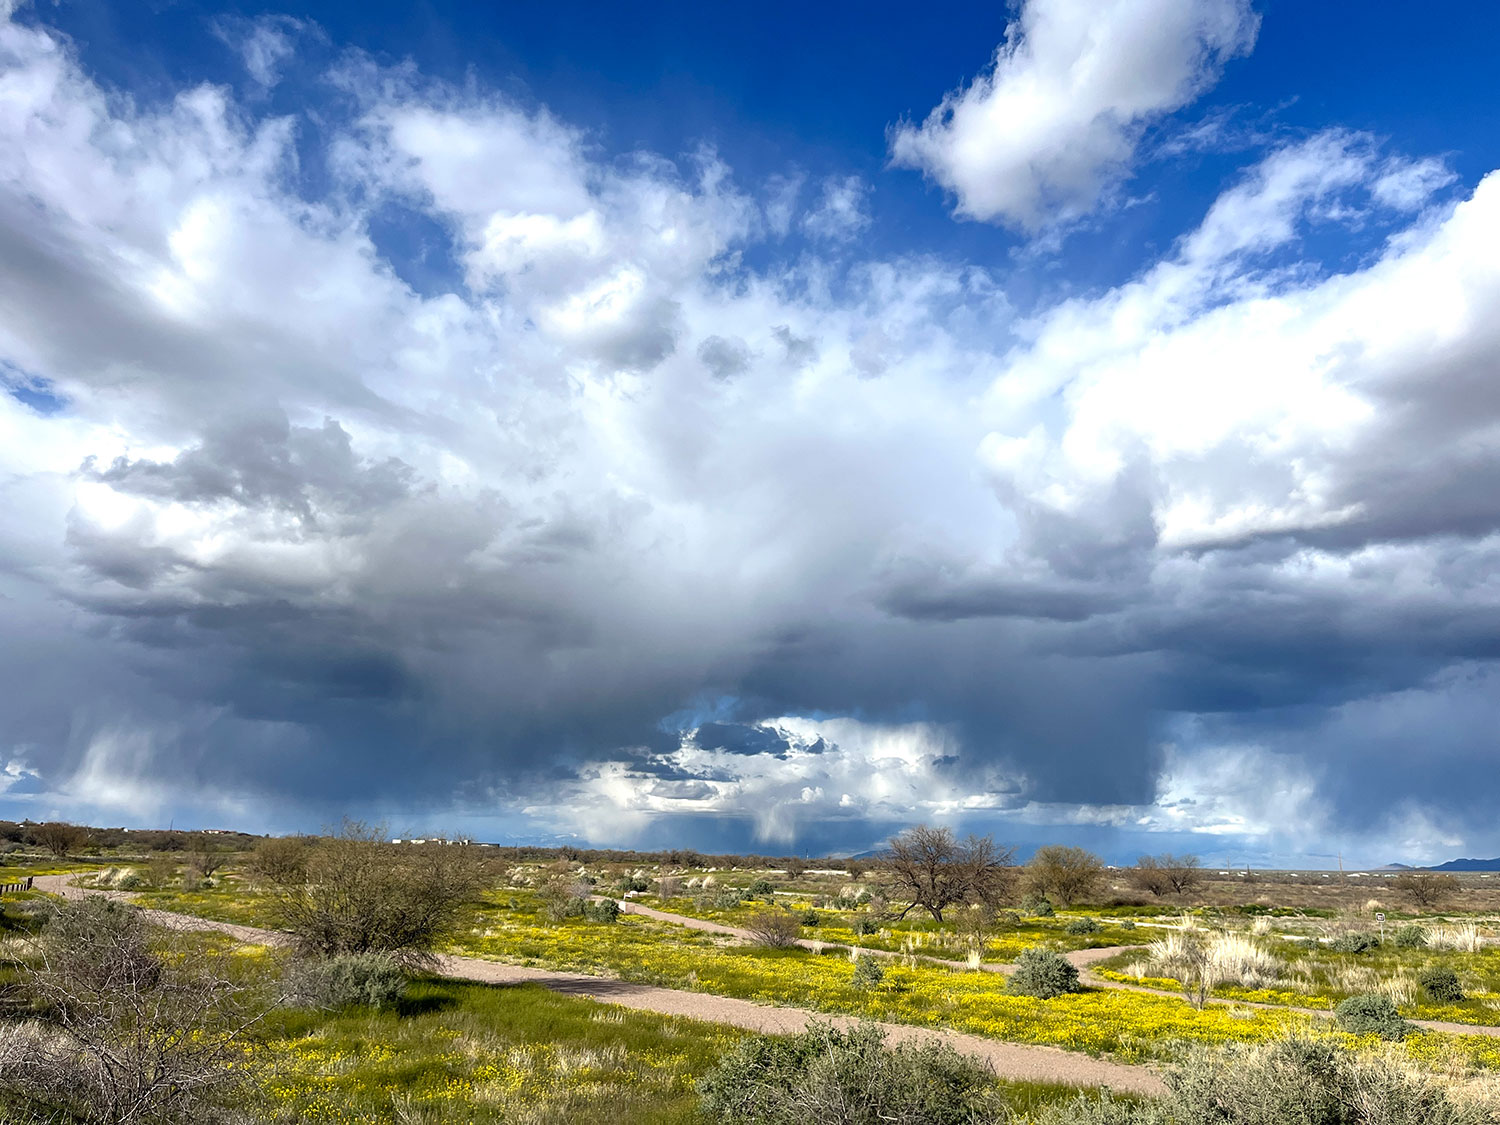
2;8;1500;863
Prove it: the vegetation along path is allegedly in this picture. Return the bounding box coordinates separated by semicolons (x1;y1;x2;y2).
615;898;1500;1039
32;876;1165;1096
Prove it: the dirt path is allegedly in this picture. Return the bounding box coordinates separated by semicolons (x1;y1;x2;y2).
32;876;1164;1095
616;898;1500;1040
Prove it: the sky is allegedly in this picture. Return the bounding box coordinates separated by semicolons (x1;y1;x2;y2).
2;0;1499;866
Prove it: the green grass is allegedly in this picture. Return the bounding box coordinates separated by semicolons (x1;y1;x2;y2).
252;978;744;1124
1094;938;1500;1027
251;977;1106;1124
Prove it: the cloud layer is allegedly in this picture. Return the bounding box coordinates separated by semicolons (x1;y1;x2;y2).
890;0;1259;229
0;8;1497;864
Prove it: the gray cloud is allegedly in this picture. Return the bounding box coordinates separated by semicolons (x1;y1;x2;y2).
0;9;1497;865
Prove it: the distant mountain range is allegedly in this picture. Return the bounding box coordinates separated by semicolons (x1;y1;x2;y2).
1382;857;1500;872
1426;857;1500;872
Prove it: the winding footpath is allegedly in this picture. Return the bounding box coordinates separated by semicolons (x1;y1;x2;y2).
32;875;1164;1095
32;874;1497;1097
611;898;1500;1039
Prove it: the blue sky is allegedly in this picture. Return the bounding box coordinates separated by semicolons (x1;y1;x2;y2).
2;0;1499;865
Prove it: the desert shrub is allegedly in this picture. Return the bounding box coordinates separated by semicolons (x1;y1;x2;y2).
1020;893;1054;916
655;875;683;899
275;820;486;968
851;955;886;990
0;896;270;1124
802;909;821;926
1037;1035;1488;1125
853;917;880;936
697;1021;1002;1125
713;886;747;910
1417;965;1464;1002
1330;931;1380;954
540;878;594;921
1065;918;1101;935
744;909;802;948
1008;948;1080;999
582;897;621;924
1334;992;1409;1039
144;852;177;889
1120;920;1136;931
616;875;649;894
115;871;144;891
749;878;776;897
290;952;407;1009
1392;924;1428;949
249;835;309;886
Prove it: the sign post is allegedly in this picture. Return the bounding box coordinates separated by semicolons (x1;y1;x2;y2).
1375;911;1386;944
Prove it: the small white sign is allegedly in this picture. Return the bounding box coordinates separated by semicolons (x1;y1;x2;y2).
1375;912;1386;922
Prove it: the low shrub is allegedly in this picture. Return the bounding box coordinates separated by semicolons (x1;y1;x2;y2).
1036;1035;1490;1125
850;955;886;990
802;909;821;926
697;1021;1002;1125
1334;992;1408;1039
1329;931;1380;954
853;917;879;936
582;897;620;924
1021;893;1054;917
1119;920;1136;931
713;886;747;910
743;909;802;948
749;878;776;897
1417;965;1464;1002
1065;918;1101;935
1392;924;1428;949
290;952;408;1010
1008;948;1080;999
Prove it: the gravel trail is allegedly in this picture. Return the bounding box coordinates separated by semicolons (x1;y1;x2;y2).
32;875;1163;1094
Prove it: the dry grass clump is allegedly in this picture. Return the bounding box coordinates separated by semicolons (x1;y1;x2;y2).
1428;924;1484;953
1144;931;1284;990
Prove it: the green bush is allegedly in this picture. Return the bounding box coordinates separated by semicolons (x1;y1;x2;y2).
1329;931;1380;953
115;871;144;890
1119;920;1136;931
1021;893;1054;916
582;897;620;924
1008;948;1080;999
1064;918;1101;935
713;886;747;910
1036;1035;1486;1125
697;1021;1002;1125
802;909;821;926
292;952;407;1009
749;878;776;897
1334;992;1409;1039
851;955;886;990
1417;965;1463;1002
853;917;879;936
1393;924;1428;949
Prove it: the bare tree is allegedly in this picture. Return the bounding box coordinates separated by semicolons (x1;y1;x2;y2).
881;826;1017;922
0;896;274;1123
274;820;487;968
1130;854;1202;898
28;821;89;859
247;836;309;886
1392;871;1460;908
1025;845;1105;907
188;847;228;880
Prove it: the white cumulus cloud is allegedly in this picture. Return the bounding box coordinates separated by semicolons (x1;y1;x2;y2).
890;0;1259;230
